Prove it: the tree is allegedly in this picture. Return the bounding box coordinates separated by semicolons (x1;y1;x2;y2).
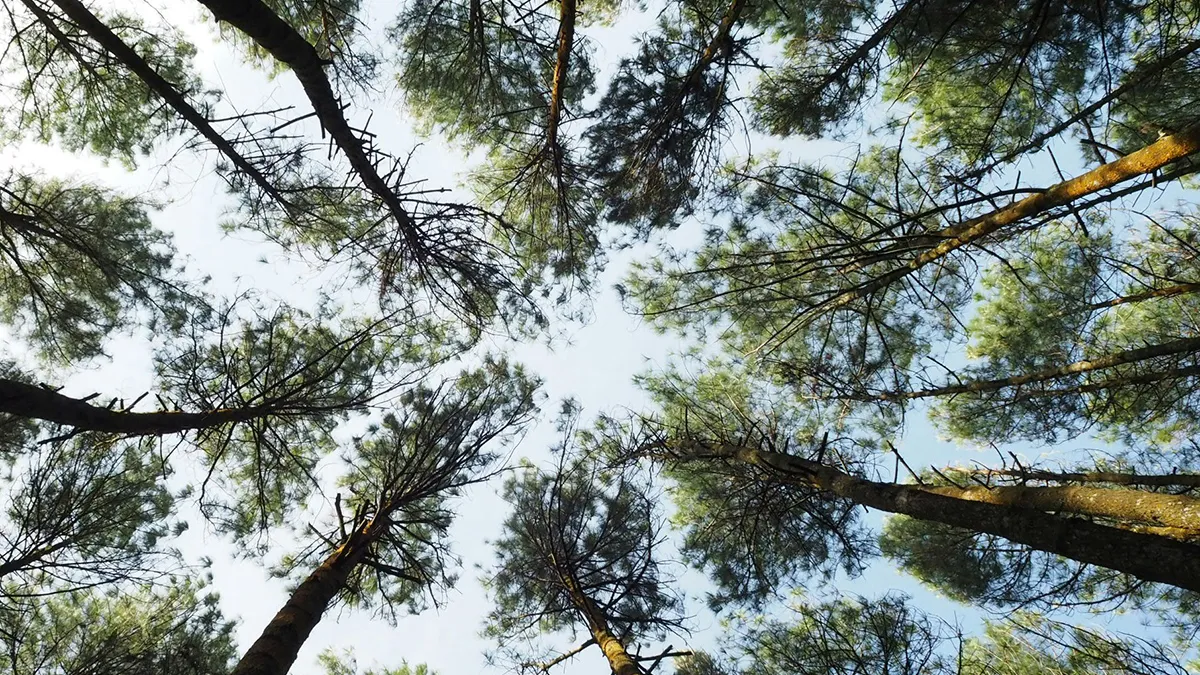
484;406;686;675
737;593;954;675
0;433;178;594
0;579;238;675
628;366;1200;602
231;358;539;675
722;592;1187;675
0;175;191;363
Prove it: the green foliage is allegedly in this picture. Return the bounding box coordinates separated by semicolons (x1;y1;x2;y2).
392;0;569;145
485;406;683;656
318;647;434;675
0;434;178;593
334;357;540;616
0;176;186;363
156;301;450;541
931;222;1200;447
738;593;954;675
269;357;540;620
1;4;204;166
878;514;1200;641
639;364;875;609
0;579;237;675
960;614;1188;675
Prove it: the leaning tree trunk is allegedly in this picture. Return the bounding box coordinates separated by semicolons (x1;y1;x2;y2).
0;377;265;435
960;466;1200;489
856;336;1200;402
669;442;1200;593
231;521;383;675
920;483;1200;532
812;122;1200;320
196;0;418;243
563;578;641;675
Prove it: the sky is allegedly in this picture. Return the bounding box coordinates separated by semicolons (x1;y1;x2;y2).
2;0;1177;674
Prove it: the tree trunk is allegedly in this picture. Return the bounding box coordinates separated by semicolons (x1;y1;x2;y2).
196;0;418;245
562;577;641;675
855;336;1200;401
921;483;1200;532
545;0;577;153
669;441;1200;593
41;0;288;207
231;523;380;675
810;122;1200;320
1075;282;1200;315
0;377;264;435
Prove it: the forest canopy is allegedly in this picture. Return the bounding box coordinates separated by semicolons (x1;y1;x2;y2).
2;0;1200;674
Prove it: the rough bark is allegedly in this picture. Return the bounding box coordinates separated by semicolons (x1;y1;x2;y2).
922;483;1200;532
854;336;1200;401
230;522;381;675
197;0;420;249
808;122;1200;320
545;0;577;154
0;377;264;435
666;441;1200;593
563;580;641;675
41;0;288;207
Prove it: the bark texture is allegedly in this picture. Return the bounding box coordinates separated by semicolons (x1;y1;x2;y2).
668;441;1200;593
965;467;1200;488
230;522;381;675
564;580;641;675
923;483;1200;532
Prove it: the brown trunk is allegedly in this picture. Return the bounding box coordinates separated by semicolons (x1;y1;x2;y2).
561;577;641;675
856;336;1200;402
990;362;1200;401
922;483;1200;532
811;123;1200;320
197;0;419;247
545;0;577;154
41;0;288;207
1075;282;1200;314
672;442;1200;593
0;377;265;435
962;467;1200;489
963;36;1200;181
231;522;380;675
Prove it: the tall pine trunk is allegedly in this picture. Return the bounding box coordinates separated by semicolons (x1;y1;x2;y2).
231;523;381;675
852;336;1200;401
671;442;1200;593
961;466;1200;489
0;377;264;435
921;483;1200;532
563;577;641;675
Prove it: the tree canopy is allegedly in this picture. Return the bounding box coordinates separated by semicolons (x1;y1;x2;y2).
4;0;1200;673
